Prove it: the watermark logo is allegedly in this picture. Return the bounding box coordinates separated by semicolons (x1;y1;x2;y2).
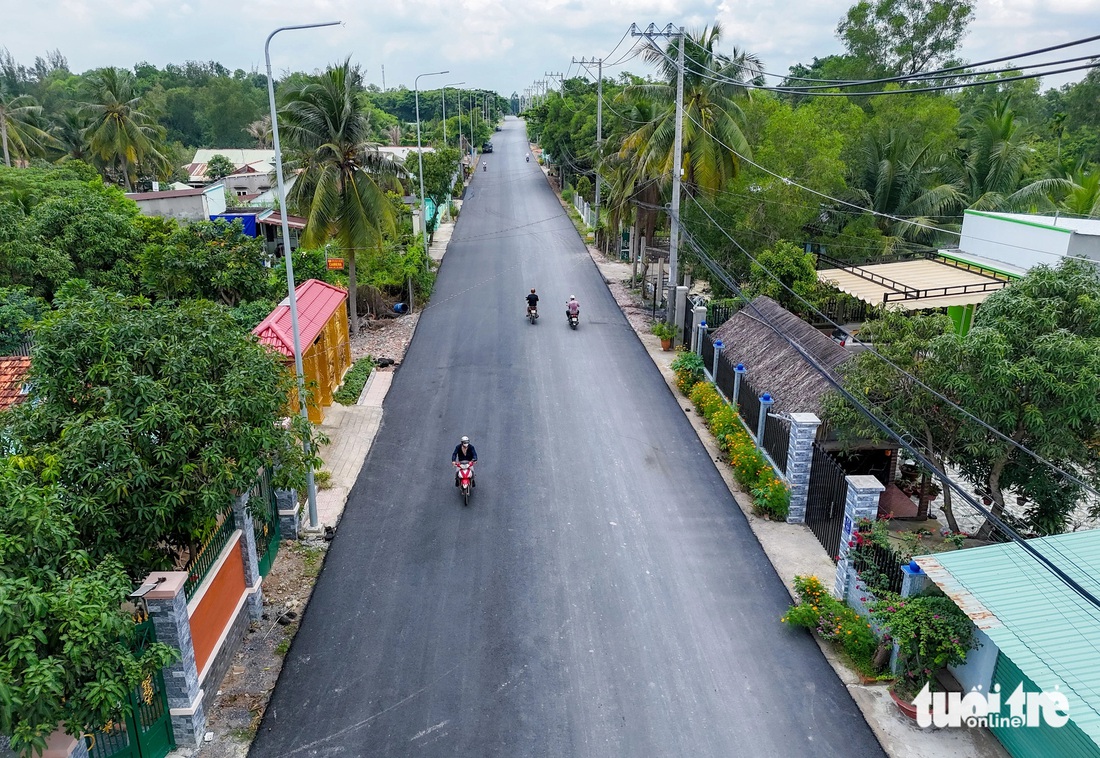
913;683;1070;729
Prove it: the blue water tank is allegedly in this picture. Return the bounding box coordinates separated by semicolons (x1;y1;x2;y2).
393;302;408;314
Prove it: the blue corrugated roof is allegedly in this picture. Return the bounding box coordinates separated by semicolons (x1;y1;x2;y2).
917;530;1100;743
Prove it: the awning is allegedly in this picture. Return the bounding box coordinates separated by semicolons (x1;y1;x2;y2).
258;212;307;230
817;255;1012;311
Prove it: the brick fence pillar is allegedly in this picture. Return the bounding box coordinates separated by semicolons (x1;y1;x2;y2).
231;493;264;622
784;413;821;524
276;488;301;540
833;475;885;599
144;572;205;748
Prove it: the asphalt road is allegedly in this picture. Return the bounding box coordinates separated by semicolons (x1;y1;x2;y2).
250;118;884;757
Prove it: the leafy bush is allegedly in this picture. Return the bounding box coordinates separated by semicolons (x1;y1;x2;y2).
651;321;676;340
783;575;882;678
689;381;790;519
333;357;374;405
671;350;706;395
871;591;976;697
561;186;574;202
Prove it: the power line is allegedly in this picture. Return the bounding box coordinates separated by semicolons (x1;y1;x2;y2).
678;227;1100;616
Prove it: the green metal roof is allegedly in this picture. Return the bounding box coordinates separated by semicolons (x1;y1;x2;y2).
917;530;1100;744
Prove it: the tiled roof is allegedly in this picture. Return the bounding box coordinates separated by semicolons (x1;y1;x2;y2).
252;280;347;358
0;356;31;411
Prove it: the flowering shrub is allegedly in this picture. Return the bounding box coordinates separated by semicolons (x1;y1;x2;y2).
870;592;975;697
671;351;706;396
689;381;789;519
782;576;881;677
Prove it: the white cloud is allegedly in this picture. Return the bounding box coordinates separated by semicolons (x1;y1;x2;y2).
3;0;1095;96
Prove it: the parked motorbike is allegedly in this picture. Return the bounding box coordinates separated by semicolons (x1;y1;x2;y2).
455;461;475;506
527;305;539;324
568;311;579;329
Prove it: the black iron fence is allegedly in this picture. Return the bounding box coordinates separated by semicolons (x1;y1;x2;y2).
807;296;871;328
706;301;739;329
853;539;905;595
736;374;761;432
715;352;737;401
701;332;715;374
762;413;790;473
805;443;848;560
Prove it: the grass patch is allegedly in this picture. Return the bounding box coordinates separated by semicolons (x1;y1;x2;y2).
274;639;291;657
314;470;333;490
298;544;324;578
333;357;374;405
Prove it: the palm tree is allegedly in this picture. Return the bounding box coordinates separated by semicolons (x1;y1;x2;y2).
81;67;168;190
50;109;93;164
1058;169;1100;217
280;60;407;334
620;24;760;198
245;115;272;148
0;87;51;166
849;130;962;246
386;124;402;146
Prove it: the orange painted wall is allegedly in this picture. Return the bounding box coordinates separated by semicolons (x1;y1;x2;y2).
189;534;247;676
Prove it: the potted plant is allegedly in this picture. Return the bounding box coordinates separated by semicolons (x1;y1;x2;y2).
871;592;976;719
651;321;676;350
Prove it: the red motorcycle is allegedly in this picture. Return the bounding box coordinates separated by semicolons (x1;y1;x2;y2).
455;461;475;506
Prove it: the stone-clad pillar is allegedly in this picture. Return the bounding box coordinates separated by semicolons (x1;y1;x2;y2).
784;413;821;524
231;493;264;621
144;572;205;748
276;488;300;540
833;476;885;599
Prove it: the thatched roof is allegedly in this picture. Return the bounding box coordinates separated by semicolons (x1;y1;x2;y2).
711;296;851;418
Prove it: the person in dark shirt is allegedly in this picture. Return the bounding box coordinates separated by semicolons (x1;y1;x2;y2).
526;288;539;318
452;435;478;486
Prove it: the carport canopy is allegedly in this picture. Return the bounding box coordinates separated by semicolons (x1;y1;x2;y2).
817;254;1012;311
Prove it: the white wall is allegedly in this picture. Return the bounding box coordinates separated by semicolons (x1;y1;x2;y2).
949;626;999;693
960;213;1071;272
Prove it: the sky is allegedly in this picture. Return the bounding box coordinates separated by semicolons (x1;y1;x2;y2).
3;0;1098;97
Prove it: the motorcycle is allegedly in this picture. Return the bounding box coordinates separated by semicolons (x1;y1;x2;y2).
527;305;539;324
455;461;475;506
483;163;487;171
526;155;530;163
567;310;579;329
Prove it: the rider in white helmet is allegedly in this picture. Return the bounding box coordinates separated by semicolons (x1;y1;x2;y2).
566;295;580;319
451;435;478;486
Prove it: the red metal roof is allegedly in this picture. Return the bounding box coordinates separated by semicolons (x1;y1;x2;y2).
258;212;307;230
0;356;31;411
252;279;347;358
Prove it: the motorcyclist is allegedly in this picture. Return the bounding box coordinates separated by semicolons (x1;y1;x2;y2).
526;288;539;318
526;152;530;162
566;295;580;320
452;435;478;486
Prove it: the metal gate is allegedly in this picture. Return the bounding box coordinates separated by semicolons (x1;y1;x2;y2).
86;621;174;758
805;443;848;561
251;466;281;578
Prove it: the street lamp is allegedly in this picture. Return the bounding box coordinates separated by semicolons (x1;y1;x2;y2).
265;20;340;530
442;81;464;148
415;69;448;273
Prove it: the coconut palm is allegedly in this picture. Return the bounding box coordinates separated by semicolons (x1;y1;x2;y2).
50;109;93;164
245;115;272;148
620;24;761;198
386;124;402;146
80;67;168;190
849;130;962;246
280;60;407;334
0;87;51;166
1058;169;1100;217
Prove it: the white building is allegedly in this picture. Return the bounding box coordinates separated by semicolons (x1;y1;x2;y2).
950;210;1100;276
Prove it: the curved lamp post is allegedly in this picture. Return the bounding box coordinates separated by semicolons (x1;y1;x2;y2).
415;69;448;272
265;21;340;529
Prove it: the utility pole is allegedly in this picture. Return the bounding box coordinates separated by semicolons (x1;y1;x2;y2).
381;64;385;92
544;71;564;94
631;23;684;326
574;57;603;244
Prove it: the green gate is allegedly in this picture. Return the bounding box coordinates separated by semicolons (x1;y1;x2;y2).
85;621;175;758
251;466;281;578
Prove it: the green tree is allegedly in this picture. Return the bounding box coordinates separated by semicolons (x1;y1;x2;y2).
936;261;1100;536
141;218;269;306
621;23;760;197
0;286;46;353
742;242;823;313
823;310;964;525
281;60;406;332
837;0;975;76
0;456;177;756
80;68;168;190
205;153;235;180
1;287;322;576
0;88;50;167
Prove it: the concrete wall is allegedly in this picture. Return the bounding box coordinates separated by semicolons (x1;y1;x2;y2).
187;533;247;678
949;626;998;694
960;212;1071;271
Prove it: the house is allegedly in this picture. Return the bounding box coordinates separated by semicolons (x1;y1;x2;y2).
125;183;227;222
950;210;1100;275
916;530;1100;758
211;209;307;256
710;296;896;482
252;279;351;423
0;356;31;412
184;149;278;187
